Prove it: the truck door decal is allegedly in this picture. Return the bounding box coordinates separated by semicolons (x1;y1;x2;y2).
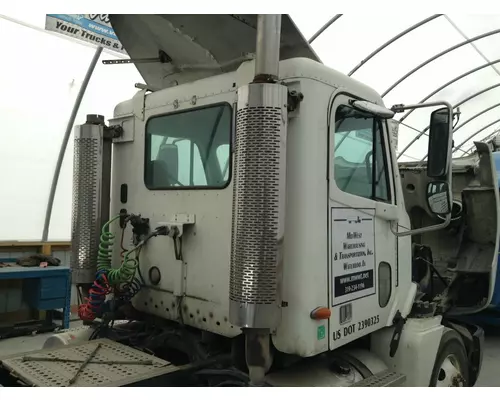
331;207;376;306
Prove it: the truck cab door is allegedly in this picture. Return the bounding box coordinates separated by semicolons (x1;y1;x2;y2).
328;93;399;350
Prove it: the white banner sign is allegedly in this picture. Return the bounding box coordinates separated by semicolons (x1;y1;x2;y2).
45;14;126;55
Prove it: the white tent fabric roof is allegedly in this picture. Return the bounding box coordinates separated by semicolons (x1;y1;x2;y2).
2;13;500;240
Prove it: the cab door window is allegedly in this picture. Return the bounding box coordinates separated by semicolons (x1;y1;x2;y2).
334;105;390;202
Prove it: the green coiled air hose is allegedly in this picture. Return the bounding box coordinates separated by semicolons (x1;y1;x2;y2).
97;215;141;285
97;215;120;273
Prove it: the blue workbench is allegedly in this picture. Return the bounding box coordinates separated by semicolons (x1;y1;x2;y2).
0;266;71;333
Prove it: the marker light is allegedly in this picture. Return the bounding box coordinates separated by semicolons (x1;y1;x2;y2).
310;307;331;320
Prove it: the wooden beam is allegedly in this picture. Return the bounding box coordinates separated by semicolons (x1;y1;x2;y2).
41;244;52;256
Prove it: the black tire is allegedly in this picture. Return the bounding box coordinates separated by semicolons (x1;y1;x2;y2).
429;329;469;387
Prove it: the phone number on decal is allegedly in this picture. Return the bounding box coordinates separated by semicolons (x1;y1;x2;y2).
344;282;365;293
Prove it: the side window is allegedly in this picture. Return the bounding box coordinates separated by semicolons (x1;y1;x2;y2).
334;104;390;202
145;103;232;189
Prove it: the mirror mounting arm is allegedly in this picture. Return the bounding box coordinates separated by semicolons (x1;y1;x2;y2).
390;214;451;237
390;100;454;238
391;101;453;114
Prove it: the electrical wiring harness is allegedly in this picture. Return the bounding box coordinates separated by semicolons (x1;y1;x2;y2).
78;215;155;321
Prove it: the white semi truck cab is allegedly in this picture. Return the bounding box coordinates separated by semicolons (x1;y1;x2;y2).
2;14;491;388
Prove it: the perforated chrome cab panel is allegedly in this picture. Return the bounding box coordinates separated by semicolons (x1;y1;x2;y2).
229;83;288;329
71;125;103;284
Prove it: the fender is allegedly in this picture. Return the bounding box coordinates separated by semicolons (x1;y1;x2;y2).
444;319;484;387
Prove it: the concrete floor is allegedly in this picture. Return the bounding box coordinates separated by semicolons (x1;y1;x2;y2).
0;323;499;386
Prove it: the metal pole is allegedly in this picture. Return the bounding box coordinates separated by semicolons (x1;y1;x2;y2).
348;14;442;76
42;46;103;241
382;28;500;98
308;14;342;44
453;102;500;133
397;82;500;159
445;15;500;77
254;14;282;81
451;118;500;155
398;57;500;124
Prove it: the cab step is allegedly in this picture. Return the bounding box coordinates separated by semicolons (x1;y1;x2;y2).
350;370;406;387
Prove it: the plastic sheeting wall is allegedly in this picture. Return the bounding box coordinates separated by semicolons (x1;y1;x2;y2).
0;15;143;241
3;13;500;240
291;13;500;161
